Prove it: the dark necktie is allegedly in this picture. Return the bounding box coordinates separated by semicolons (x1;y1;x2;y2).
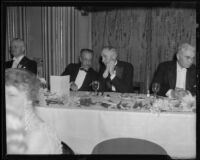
80;67;88;72
106;74;112;91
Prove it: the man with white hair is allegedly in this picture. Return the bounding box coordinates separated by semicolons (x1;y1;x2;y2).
98;46;134;93
151;43;196;97
5;38;37;74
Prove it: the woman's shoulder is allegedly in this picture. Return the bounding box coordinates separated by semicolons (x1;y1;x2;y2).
25;122;62;154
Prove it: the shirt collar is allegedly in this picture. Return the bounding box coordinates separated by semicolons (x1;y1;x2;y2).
13;55;24;62
177;61;186;71
114;60;118;66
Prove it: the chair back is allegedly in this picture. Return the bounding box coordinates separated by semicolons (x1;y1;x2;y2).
61;141;74;154
92;138;168;155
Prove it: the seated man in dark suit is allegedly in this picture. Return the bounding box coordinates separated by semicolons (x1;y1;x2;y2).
151;43;196;97
98;46;134;93
5;38;37;75
61;49;98;91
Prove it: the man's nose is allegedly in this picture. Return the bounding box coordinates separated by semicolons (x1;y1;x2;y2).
188;58;193;64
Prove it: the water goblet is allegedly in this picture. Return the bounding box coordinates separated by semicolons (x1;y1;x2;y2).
91;81;100;95
152;82;160;98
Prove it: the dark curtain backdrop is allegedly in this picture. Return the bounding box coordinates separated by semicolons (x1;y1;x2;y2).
92;7;196;93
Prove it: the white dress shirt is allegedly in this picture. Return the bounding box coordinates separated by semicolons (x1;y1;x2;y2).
12;55;24;68
175;62;187;90
74;69;87;89
166;62;187;97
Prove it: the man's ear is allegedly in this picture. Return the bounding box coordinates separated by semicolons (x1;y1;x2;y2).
21;46;26;53
176;53;179;60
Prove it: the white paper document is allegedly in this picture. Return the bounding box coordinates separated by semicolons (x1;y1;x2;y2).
75;70;87;89
50;75;70;96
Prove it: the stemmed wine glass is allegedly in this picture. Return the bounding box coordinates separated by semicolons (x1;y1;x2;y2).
152;82;160;98
91;81;100;95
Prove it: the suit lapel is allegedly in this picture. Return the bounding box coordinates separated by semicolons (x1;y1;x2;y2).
79;67;93;90
73;63;81;81
186;65;195;90
115;61;124;79
17;56;27;69
168;61;177;89
82;69;90;85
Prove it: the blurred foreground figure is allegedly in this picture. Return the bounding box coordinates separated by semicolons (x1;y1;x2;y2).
151;43;196;97
6;68;62;154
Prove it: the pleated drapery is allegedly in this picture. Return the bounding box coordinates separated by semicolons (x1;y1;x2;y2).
6;7;28;61
6;7;80;83
41;7;79;84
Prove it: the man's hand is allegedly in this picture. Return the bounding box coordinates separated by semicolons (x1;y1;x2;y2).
70;82;78;91
107;60;116;75
168;88;190;99
103;60;116;79
103;68;109;78
175;88;190;98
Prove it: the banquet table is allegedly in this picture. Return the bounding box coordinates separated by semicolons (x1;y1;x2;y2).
35;91;196;158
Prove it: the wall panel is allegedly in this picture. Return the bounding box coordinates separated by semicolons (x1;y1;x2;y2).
92;7;196;93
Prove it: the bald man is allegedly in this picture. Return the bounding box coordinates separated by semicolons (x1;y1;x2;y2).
98;46;134;93
151;43;196;97
5;38;37;74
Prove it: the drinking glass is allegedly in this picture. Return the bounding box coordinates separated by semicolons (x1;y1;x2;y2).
152;82;160;98
70;82;78;92
91;81;100;95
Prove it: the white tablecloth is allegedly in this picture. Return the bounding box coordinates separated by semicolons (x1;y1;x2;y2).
35;104;196;158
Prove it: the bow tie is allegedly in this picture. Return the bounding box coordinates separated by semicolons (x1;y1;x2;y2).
80;67;88;72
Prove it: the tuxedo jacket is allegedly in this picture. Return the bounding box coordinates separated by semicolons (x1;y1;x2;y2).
5;56;37;75
98;60;134;93
151;61;196;96
61;63;98;91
